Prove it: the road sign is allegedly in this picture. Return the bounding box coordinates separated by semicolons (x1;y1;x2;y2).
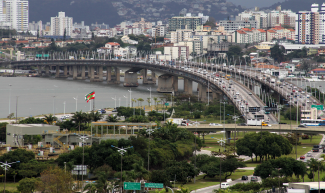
311;105;323;110
145;183;164;189
123;182;141;190
36;54;42;57
165;103;169;106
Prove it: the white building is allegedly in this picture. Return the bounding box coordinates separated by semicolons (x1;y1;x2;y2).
219;20;257;32
295;3;325;44
50;12;73;36
164;46;189;60
3;0;29;31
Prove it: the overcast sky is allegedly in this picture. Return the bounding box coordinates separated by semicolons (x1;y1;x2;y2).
228;0;285;8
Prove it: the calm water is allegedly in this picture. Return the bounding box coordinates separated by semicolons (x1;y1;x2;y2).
0;76;198;119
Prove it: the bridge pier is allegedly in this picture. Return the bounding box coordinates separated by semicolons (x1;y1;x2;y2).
55;65;60;78
98;66;103;81
38;66;42;76
198;84;207;102
106;67;112;83
68;66;73;77
115;67;120;84
157;75;177;93
142;69;148;84
89;66;95;82
212;92;220;101
226;130;231;144
73;66;78;80
184;78;193;95
44;66;50;77
124;71;139;87
64;66;67;76
81;66;86;79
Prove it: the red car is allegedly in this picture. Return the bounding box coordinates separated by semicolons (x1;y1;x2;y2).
300;155;305;160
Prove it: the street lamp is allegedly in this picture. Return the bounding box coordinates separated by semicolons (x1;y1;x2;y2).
63;101;66;116
112;185;119;193
8;84;12;115
232;115;240;154
73;96;78;112
0;161;20;193
111;145;133;193
123;95;128;107
218;138;226;189
112;96;117;109
78;134;89;191
128;89;132;107
193;121;200;184
53;96;56;116
146;128;155;172
147;87;151;107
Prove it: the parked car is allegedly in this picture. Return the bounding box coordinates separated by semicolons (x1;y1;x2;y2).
242;176;248;180
221;183;230;189
251;176;258;182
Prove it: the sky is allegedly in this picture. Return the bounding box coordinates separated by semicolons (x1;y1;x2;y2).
228;0;285;8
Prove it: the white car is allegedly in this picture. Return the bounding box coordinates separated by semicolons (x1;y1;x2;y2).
209;123;222;126
221;183;230;189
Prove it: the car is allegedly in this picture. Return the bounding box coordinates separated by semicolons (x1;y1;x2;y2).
238;123;247;126
300;155;305;160
242;176;248;180
298;124;307;128
307;153;313;157
112;108;117;112
313;148;319;152
314;145;320;148
221;183;230;189
251;176;258;182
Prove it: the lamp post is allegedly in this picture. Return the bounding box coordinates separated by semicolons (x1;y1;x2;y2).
123;95;128;107
193;121;200;184
0;161;20;193
73;96;78;112
53;96;56;116
295;127;298;160
128;89;132;107
63;101;66;116
147;87;151;107
78;135;89;191
112;185;119;193
146;128;155;172
111;145;133;193
217;138;226;189
112;96;117;109
8;84;12;115
232;115;240;153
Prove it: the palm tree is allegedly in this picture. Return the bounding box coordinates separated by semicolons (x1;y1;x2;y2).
89;111;103;122
43;114;57;125
106;115;119;122
146;98;151;107
137;98;144;108
72;111;85;132
131;98;137;107
83;183;97;193
307;158;324;182
153;97;158;108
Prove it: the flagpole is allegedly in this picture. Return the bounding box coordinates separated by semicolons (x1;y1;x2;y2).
93;96;95;112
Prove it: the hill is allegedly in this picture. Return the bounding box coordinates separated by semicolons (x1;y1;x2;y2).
265;0;322;12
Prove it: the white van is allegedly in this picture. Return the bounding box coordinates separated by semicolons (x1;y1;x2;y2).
221;183;230;189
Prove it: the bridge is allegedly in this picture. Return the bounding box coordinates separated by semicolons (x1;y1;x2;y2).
4;57;315;124
180;124;325;143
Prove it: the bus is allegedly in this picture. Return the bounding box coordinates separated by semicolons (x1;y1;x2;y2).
226;75;231;80
300;119;325;126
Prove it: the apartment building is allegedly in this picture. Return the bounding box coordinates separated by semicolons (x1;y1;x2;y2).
164;46;189;60
266;27;295;41
295;3;325;44
232;28;266;44
50;12;73;36
133;18;152;31
170;29;193;43
2;0;29;31
237;11;268;29
168;16;202;31
219;20;257;32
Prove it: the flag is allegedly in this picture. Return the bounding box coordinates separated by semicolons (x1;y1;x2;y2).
85;91;95;103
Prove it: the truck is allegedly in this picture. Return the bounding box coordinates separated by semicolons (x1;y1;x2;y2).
247;119;268;126
270;78;275;84
69;56;74;60
166;118;184;126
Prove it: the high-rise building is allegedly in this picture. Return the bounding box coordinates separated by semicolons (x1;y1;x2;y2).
295;3;325;44
1;0;29;31
219;20;257;32
50;12;73;36
168;16;202;31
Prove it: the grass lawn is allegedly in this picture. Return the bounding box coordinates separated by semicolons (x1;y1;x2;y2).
0;182;18;191
176;169;254;191
279;115;300;125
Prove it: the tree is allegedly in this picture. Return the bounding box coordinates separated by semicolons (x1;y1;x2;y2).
0;149;34;170
137;98;144;108
106;115;119;122
153;97;158;108
7;113;14;121
63;28;66;41
91;32;95;40
19;117;44;124
227;46;242;59
270;43;285;62
72;111;86;131
43;114;57;125
17;177;40;193
36;166;74;193
89;111;103;122
299;60;313;75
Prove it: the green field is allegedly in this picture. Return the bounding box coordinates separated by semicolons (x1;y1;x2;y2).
0;182;18;191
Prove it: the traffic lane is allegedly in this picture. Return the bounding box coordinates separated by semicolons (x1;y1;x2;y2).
298;135;325;161
192;175;261;193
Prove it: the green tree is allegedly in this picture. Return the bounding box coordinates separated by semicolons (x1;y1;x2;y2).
19;117;44;124
0;149;34;170
270;43;285;62
72;111;86;131
63;28;66;41
43;114;57;125
17;177;40;193
106;115;119;122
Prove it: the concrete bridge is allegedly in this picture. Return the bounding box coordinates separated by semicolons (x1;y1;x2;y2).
2;59;278;123
180;124;325;143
